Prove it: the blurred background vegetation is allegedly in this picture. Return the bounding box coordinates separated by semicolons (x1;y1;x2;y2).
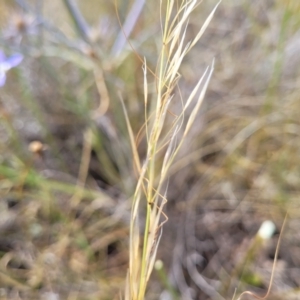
0;0;300;299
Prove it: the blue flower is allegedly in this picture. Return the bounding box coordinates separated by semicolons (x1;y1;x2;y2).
0;50;23;87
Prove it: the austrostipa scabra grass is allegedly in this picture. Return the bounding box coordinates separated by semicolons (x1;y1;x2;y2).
116;1;222;299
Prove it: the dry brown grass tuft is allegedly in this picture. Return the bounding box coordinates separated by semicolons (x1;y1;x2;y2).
123;1;220;299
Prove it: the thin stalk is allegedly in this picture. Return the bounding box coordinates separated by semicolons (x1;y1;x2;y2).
62;0;91;43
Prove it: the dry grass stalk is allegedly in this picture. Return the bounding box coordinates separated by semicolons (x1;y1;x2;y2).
123;0;221;299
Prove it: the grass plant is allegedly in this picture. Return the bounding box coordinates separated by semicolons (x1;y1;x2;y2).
123;1;220;298
0;0;300;299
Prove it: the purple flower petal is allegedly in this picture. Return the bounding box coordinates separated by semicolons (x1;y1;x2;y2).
0;51;6;63
0;51;23;86
0;71;7;87
5;54;23;68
